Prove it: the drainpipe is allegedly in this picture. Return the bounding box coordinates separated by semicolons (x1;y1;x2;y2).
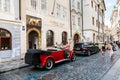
51;0;56;15
19;0;21;20
97;4;100;42
102;10;104;42
69;0;72;38
81;0;85;42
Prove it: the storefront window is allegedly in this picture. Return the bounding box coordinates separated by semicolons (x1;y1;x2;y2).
62;32;67;45
0;28;11;50
46;30;54;47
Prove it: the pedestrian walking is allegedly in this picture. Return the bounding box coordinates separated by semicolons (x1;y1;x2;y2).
108;43;114;60
100;42;106;57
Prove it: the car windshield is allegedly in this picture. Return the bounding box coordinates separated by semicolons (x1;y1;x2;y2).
74;43;83;48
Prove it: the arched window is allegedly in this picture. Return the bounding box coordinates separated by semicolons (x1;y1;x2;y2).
46;30;54;47
62;31;67;45
0;28;11;50
74;34;79;44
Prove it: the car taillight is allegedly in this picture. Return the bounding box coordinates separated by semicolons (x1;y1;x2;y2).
82;48;87;50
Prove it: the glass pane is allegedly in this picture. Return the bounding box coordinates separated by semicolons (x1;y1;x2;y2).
41;0;46;10
31;0;37;9
1;38;10;50
0;0;1;11
4;0;10;12
47;30;54;46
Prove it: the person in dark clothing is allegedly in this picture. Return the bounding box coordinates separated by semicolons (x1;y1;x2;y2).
101;42;107;57
34;44;36;49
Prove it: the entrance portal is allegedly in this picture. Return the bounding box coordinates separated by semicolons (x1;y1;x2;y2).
28;31;38;49
74;34;80;44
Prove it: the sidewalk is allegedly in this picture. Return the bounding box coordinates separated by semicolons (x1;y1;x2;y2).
101;49;120;80
0;59;29;73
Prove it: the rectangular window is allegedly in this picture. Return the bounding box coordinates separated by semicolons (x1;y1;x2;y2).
31;0;37;10
4;0;10;12
77;2;80;10
72;15;75;25
96;20;98;27
63;7;66;19
78;17;80;26
92;17;94;25
1;38;11;50
72;0;75;7
41;0;47;10
56;3;61;17
91;1;93;8
95;5;97;11
0;0;1;11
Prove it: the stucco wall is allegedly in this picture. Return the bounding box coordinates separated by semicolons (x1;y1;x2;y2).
0;23;21;62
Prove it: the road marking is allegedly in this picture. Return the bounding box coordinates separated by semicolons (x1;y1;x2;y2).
22;70;48;80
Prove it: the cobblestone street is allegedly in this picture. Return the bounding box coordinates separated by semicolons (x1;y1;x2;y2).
0;49;120;80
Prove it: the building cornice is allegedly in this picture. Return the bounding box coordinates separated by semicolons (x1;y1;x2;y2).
0;19;22;26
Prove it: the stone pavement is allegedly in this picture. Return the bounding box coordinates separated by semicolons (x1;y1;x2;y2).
0;59;29;73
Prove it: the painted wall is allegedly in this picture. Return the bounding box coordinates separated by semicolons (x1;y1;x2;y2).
0;22;21;62
26;0;70;49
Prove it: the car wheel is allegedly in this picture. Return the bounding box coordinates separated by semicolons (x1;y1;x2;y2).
45;59;54;70
71;54;76;61
88;50;91;56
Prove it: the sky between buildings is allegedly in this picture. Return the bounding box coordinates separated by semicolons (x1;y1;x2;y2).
105;0;117;27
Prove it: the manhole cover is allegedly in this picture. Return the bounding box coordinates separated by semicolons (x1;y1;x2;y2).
41;73;56;80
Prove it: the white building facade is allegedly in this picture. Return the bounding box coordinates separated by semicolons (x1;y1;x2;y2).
26;0;71;50
0;0;26;62
71;0;82;46
110;8;118;41
110;0;120;41
83;0;106;43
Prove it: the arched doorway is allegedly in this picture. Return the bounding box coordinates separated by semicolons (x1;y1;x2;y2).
62;31;67;45
28;31;38;49
74;33;80;44
27;28;41;49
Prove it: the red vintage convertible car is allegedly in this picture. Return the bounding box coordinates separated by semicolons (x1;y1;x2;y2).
25;48;76;70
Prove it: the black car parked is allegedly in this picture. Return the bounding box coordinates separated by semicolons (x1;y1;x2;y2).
73;43;100;56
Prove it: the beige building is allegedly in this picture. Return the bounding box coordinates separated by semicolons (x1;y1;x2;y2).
110;8;118;41
104;26;111;42
70;0;82;45
110;0;120;41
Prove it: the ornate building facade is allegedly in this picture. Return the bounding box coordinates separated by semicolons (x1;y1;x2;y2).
83;0;106;43
110;0;120;41
70;0;82;46
0;0;26;62
25;0;70;50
